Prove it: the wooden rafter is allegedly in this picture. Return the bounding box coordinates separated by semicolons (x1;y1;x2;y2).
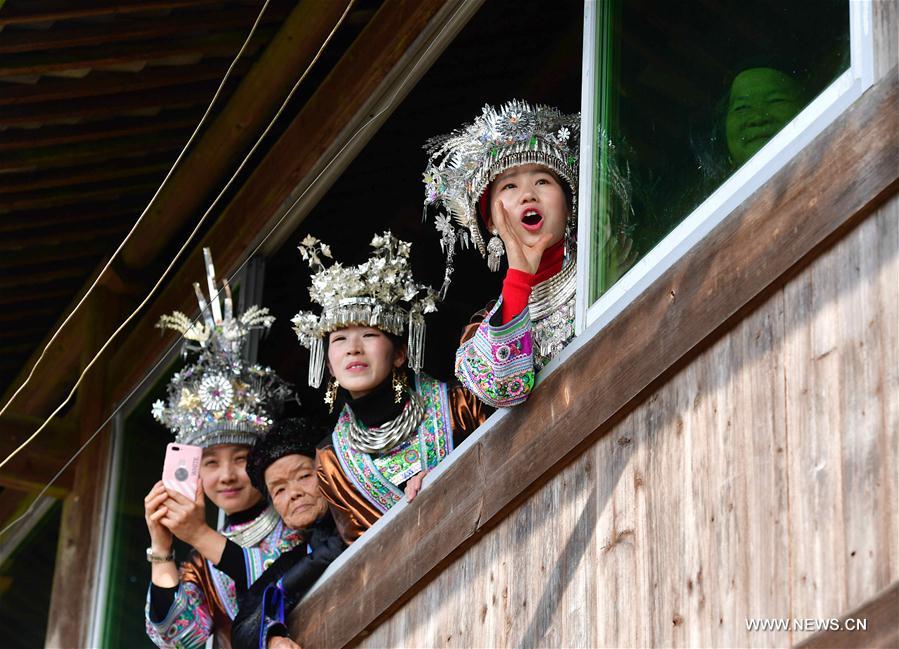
0;156;172;194
0;30;271;77
0;0;225;27
0;81;220;127
0;60;249;107
0;5;288;54
0;133;189;172
0;112;197;151
0;178;159;212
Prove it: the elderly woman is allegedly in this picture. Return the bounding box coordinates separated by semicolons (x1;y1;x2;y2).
231;418;345;649
291;232;488;544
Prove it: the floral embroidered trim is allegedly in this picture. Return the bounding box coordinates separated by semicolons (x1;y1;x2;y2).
332;374;453;513
145;581;213;649
455;298;536;407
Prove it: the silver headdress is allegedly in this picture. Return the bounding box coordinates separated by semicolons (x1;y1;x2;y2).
423;100;580;293
291;232;438;388
151;248;294;448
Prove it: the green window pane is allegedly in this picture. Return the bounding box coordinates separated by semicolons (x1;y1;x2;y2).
589;0;850;304
100;360;218;648
0;500;62;648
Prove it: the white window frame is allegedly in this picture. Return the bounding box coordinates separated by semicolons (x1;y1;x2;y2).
575;0;875;336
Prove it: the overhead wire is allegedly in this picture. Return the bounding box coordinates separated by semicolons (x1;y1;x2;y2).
0;0;470;539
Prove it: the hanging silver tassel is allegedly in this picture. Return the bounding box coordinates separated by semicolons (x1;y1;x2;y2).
486;232;505;272
407;312;426;374
308;336;325;388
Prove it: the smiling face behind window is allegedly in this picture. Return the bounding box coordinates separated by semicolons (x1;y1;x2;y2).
725;67;805;168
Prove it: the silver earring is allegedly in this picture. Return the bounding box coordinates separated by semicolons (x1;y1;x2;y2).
486;230;505;272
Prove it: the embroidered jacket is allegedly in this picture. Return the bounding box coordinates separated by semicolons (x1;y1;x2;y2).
145;511;303;649
317;373;486;543
455;288;576;408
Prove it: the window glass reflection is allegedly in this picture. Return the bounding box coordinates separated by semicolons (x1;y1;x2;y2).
589;0;850;302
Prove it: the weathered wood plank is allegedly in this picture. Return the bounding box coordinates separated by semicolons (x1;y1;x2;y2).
785;185;899;644
0;31;268;77
0;5;287;54
353;188;896;648
0;0;222;26
0;61;245;107
793;581;899;649
0;81;219;126
0;113;197;151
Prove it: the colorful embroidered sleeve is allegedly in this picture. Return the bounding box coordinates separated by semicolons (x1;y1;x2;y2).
455;297;536;408
234;528;304;588
145;580;213;649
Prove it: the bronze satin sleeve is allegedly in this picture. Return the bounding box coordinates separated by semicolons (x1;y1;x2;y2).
180;551;235;649
448;383;490;447
316;446;382;544
316;386;490;545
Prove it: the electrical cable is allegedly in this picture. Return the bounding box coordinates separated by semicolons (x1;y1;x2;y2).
0;0;469;539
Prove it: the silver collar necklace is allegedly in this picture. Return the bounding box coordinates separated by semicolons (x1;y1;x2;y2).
222;504;280;548
346;390;425;454
528;257;577;321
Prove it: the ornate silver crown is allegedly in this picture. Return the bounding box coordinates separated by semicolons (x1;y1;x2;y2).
423;100;580;273
291;232;438;388
151;248;293;448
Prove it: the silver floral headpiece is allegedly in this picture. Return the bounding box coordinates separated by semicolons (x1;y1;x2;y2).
423;100;580;291
151;248;293;448
291;232;438;388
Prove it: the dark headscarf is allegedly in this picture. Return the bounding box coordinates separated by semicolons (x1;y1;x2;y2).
247;417;325;499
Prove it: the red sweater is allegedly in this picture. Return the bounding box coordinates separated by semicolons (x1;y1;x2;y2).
500;241;564;324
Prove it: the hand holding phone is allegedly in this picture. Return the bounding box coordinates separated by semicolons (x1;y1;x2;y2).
162;443;202;500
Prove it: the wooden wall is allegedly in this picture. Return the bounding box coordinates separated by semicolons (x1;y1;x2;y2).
354;194;898;648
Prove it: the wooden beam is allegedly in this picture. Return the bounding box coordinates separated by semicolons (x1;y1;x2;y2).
0;81;220;127
0;0;224;27
0;60;248;107
288;69;899;648
0;201;136;233
0;30;271;77
0;157;171;194
793;581;899;648
111;0;453;395
0;286;83;308
0;112;197;151
0;237;119;268
0;132;188;172
0;5;288;54
0;413;78;494
0;178;159;212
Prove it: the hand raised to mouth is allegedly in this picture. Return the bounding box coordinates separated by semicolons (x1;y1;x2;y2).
491;202;556;275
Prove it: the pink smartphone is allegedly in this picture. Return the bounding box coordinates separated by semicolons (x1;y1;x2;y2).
162;443;203;500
